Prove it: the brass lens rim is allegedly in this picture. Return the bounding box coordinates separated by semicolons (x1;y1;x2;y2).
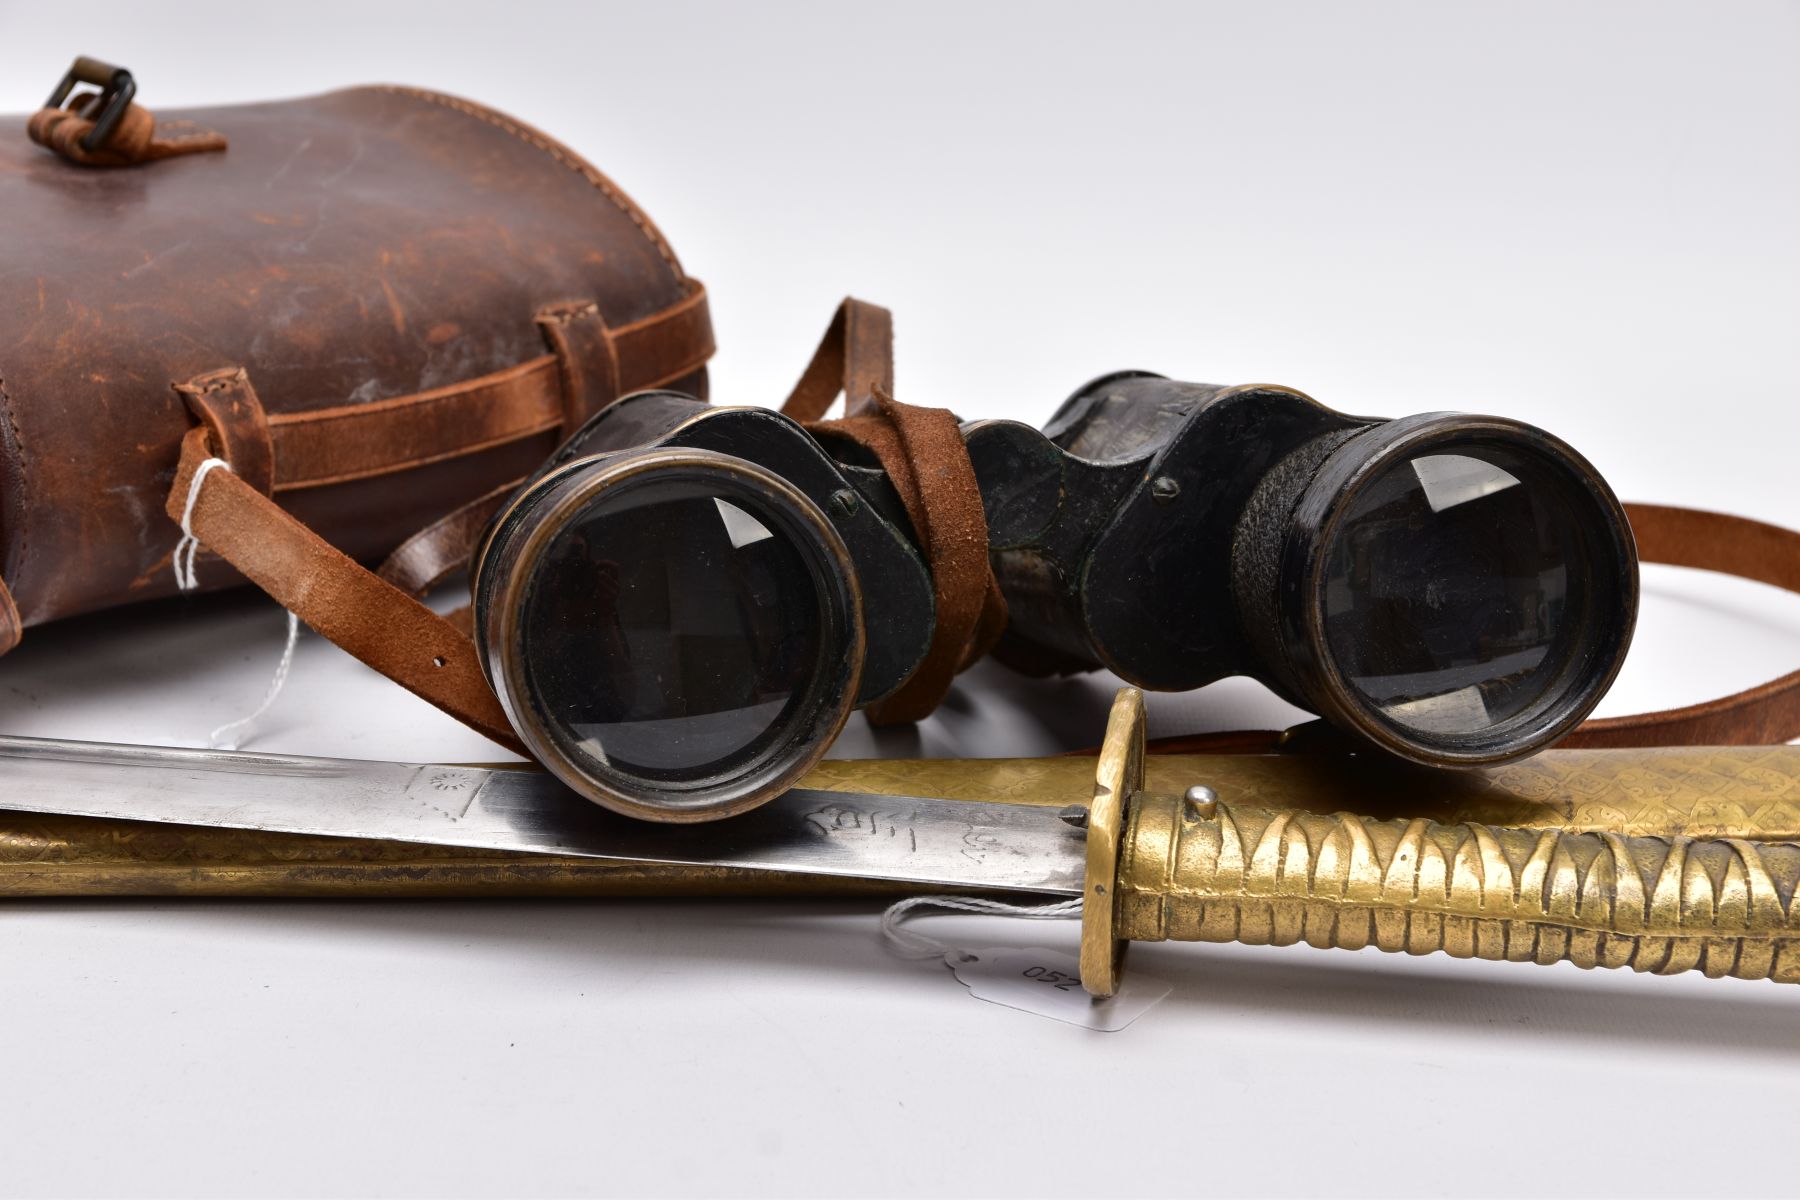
476;445;865;822
1279;413;1639;767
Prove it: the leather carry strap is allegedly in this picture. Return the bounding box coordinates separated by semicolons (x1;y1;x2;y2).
376;481;520;598
269;282;712;492
166;426;526;755
781;299;1008;723
1560;503;1800;748
780;299;894;421
135;282;708;749
0;575;19;657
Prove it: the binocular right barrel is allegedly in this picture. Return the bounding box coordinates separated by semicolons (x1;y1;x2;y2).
975;375;1638;767
472;375;1638;821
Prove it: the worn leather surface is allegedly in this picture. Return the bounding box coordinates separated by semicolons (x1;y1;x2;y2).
167;425;526;755
0;84;712;637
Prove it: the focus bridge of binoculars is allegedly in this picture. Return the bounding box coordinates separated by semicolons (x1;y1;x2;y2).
469;366;1638;822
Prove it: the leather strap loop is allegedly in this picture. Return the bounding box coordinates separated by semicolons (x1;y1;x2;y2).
781;298;1006;723
164;426;525;755
266;281;712;492
0;574;20;658
174;368;275;498
28;93;225;168
832;396;1009;725
536;300;622;432
372;293;631;600
780;298;894;421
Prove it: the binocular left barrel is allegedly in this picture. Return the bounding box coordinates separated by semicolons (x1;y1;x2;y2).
471;378;1638;821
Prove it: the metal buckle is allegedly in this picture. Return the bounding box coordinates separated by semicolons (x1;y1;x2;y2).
44;56;137;153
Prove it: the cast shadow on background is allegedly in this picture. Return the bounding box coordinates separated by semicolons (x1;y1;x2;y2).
33;897;1799;1061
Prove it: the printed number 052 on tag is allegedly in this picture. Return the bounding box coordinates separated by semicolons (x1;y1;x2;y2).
1021;965;1080;991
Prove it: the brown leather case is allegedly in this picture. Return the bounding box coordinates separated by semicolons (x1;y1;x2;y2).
0;81;715;654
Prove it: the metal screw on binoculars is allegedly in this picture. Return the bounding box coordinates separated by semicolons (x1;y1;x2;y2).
472;378;1637;821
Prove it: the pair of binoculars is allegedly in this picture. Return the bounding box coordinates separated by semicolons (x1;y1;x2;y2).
471;376;1637;821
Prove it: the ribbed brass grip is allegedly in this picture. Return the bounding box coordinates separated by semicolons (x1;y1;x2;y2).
1114;793;1800;984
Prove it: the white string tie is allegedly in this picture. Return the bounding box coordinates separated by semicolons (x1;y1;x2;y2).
170;455;300;749
172;456;230;591
209;609;300;751
880;894;1084;963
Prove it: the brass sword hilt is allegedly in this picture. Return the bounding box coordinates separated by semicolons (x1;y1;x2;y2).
1080;689;1800;996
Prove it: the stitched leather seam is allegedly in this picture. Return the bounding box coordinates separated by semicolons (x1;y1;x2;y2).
615;280;707;332
0;370;30;591
175;368;250;398
372;85;685;280
541;301;602;326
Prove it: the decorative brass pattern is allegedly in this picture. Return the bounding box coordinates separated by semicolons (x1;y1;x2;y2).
1115;794;1800;983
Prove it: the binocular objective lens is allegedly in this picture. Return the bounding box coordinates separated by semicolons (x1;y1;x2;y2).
1321;448;1579;739
518;478;825;784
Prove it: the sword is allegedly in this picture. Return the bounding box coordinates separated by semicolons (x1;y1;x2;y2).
3;688;1798;993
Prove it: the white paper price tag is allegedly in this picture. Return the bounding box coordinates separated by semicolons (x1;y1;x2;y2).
948;947;1170;1031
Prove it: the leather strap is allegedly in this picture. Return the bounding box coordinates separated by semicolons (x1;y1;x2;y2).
782;299;1007;723
829;398;1009;724
132;282;709;748
536;300;622;433
780;299;894;421
269;282;712;492
0;574;19;657
175;368;274;498
165;425;525;755
369;300;631;598
376;481;520;597
29;93;225;168
1560;503;1800;748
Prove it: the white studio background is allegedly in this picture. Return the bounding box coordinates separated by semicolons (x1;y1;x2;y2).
1;3;1797;1197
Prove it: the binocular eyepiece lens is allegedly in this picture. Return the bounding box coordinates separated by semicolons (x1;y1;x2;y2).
1292;419;1636;765
1323;449;1575;736
477;449;863;822
524;488;821;777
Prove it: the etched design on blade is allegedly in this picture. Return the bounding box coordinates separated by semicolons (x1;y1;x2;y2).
0;737;1086;896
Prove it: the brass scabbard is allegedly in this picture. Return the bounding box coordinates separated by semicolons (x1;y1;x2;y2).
3;745;1799;899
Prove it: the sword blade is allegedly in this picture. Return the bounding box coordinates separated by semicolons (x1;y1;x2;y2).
0;736;1084;895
